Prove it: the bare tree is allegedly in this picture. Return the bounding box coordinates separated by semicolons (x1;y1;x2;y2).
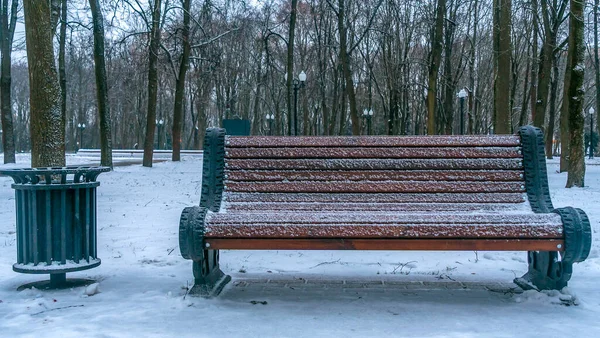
493;0;511;134
172;0;191;161
23;0;64;167
427;0;445;135
89;0;113;167
566;0;586;187
142;0;162;167
0;0;17;163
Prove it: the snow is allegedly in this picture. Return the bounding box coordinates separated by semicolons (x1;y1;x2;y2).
0;154;600;337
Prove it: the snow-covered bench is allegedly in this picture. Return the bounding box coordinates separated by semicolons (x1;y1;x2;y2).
178;126;591;296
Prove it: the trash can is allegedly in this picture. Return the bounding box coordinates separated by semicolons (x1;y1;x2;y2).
0;166;110;289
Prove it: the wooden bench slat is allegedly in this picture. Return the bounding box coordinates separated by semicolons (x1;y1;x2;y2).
225;170;524;182
204;238;564;251
207;213;562;225
225;147;522;159
226;158;523;170
224;181;525;193
225;192;526;204
224;202;529;212
204;223;562;239
226;135;522;148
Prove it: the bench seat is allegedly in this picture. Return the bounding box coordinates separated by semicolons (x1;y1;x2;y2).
178;126;592;296
204;212;564;239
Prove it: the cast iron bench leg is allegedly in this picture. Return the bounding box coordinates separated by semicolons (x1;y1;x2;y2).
515;207;591;291
180;206;231;297
191;249;231;297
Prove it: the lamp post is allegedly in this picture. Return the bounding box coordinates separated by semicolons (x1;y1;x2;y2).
290;70;307;136
266;113;275;136
457;88;468;135
590;107;595;159
155;119;164;149
77;123;86;150
363;108;373;135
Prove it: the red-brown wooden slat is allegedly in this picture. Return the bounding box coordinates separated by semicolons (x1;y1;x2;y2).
224;202;527;213
226;158;523;171
226;135;522;148
225;181;525;193
224;170;524;182
204;238;563;251
224;192;526;204
225;147;522;159
204;224;562;239
207;212;561;225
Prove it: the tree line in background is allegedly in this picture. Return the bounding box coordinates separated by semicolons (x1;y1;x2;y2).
0;0;597;186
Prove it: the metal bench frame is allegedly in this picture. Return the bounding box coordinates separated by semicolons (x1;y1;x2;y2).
179;126;591;297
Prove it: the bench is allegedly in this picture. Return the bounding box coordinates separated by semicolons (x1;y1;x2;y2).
178;126;591;296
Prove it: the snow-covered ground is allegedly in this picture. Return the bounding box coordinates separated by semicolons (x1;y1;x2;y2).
0;154;599;337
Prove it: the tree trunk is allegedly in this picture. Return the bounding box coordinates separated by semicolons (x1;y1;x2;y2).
23;0;64;167
337;0;360;135
529;0;538;126
142;0;162;167
0;0;17;163
493;0;511;134
545;57;559;159
89;0;113;167
58;0;67;150
519;45;531;128
172;0;191;161
286;0;297;136
533;1;553;133
468;0;479;134
427;0;445;135
566;0;586;187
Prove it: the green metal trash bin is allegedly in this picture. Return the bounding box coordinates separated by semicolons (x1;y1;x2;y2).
0;166;110;289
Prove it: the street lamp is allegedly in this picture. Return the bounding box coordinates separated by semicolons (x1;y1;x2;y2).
155;119;164;150
590;107;595;159
77;123;86;150
457;88;468;135
290;70;307;136
363;108;373;135
266;113;275;136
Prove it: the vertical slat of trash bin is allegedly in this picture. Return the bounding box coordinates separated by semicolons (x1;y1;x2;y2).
31;192;39;265
45;190;52;265
61;190;67;264
74;189;81;263
84;188;90;262
91;188;97;258
16;190;23;264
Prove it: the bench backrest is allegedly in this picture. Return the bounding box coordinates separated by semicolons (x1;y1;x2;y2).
199;126;552;214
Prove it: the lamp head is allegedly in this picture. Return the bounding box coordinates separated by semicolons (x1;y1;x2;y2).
298;70;306;82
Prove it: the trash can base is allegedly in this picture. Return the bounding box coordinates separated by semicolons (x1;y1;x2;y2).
13;258;101;274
